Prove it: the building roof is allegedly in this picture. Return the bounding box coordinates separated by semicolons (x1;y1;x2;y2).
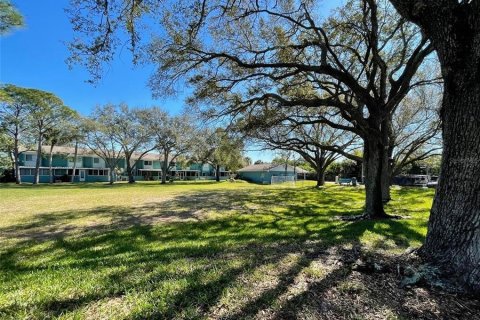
19;145;165;161
238;163;309;174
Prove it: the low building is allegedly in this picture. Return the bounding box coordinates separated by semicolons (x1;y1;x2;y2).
237;163;308;184
16;146;229;183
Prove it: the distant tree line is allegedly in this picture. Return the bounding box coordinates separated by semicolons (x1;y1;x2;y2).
0;84;247;185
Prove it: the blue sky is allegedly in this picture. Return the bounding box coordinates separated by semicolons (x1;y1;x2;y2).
0;0;178;116
0;0;341;162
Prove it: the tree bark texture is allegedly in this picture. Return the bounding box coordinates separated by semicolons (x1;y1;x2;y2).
381;117;394;202
363;136;388;219
215;164;220;182
316;169;326;187
389;0;480;292
381;162;393;202
126;153;135;184
421;54;480;292
161;151;169;184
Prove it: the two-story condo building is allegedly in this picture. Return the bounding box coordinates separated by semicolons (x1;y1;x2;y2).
17;146;230;183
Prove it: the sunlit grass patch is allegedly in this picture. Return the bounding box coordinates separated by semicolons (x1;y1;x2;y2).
0;181;440;319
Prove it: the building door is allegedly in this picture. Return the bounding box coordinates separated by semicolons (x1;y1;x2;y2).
79;170;86;182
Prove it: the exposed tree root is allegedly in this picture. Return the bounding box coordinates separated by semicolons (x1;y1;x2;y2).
350;249;470;294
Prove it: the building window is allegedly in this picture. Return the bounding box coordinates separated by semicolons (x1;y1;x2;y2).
93;158;100;164
25;154;33;161
67;169;79;175
55;169;67;175
20;168;33;175
144;160;153;166
88;169;108;176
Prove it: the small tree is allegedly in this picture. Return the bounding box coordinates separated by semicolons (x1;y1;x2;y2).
144;108;195;184
84;112;124;184
193;128;245;182
21;88;73;184
93;104;155;183
0;129;14;177
67;116;89;183
42;112;79;183
0;84;35;184
241;108;361;187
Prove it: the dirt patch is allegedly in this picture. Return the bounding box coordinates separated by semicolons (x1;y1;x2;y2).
207;244;480;320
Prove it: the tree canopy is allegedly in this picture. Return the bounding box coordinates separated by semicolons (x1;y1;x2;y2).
0;0;23;35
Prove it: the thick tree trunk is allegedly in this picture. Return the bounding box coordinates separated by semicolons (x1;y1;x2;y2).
381;163;393;201
363;137;388;219
313;154;326;187
33;133;42;184
126;164;135;183
71;140;78;183
161;151;169;184
126;154;135;183
381;117;393;202
316;168;325;187
380;152;392;202
215;164;220;182
419;58;480;292
387;2;480;292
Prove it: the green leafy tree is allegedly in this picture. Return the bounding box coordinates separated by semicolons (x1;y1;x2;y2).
66;0;437;219
0;84;33;184
67;116;89;183
92;104;155;183
83;111;123;185
0;129;14;172
143;108;196;184
27;90;74;184
241;107;361;186
192;128;245;182
0;0;23;35
42;111;80;183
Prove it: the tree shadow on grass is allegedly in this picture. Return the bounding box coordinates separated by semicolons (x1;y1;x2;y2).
0;186;425;246
1;186;470;319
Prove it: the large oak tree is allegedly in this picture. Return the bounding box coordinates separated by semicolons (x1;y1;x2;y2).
389;0;480;292
239;106;361;187
67;0;439;219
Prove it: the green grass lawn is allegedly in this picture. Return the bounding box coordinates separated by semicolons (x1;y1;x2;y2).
0;181;454;319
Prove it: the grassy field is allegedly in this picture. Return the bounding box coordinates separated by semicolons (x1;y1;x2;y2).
0;181;477;319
